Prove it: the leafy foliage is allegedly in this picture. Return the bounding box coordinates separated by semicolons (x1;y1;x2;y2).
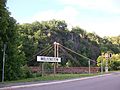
97;54;120;70
0;0;25;81
0;0;120;81
17;20;120;68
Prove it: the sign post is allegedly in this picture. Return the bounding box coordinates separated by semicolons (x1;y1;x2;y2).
2;44;6;82
101;60;103;74
105;53;109;73
88;60;91;74
104;53;112;73
37;42;60;75
37;56;61;76
42;63;44;76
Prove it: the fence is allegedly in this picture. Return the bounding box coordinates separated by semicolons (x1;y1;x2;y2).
29;67;100;74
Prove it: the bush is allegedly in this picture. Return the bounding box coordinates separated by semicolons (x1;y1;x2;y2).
32;72;42;77
110;60;120;70
21;65;33;78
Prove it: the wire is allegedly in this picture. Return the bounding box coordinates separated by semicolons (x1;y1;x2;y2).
59;44;96;63
29;44;53;62
46;46;53;56
33;44;52;57
59;46;80;64
40;45;53;56
28;42;96;64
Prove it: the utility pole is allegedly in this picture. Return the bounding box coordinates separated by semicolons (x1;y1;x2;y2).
56;42;59;68
88;60;91;74
53;42;59;75
54;42;57;75
2;44;6;82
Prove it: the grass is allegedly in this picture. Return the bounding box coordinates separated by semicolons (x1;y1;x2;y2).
4;73;101;83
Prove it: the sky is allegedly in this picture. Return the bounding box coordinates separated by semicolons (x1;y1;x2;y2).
7;0;120;37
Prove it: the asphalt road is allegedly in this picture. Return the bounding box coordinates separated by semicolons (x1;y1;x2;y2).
1;72;120;90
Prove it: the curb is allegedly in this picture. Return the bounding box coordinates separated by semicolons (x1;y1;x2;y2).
0;74;111;90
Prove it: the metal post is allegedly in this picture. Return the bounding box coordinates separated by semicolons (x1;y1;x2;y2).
42;63;44;77
88;60;90;74
101;60;103;74
105;53;108;73
105;58;108;73
2;44;6;82
54;42;57;75
56;43;59;58
56;43;59;68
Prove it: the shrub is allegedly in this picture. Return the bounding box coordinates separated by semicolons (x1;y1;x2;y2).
110;60;120;70
21;65;33;78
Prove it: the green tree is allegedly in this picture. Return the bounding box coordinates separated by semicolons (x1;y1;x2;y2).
0;0;9;81
0;0;25;81
18;20;120;68
97;54;120;70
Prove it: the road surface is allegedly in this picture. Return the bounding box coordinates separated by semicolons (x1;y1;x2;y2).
1;72;120;90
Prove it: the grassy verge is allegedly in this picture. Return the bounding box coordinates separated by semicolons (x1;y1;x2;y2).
4;73;101;83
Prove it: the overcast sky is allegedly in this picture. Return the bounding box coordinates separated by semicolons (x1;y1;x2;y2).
7;0;120;37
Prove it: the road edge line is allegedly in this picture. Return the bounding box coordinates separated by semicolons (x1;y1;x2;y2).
0;74;111;90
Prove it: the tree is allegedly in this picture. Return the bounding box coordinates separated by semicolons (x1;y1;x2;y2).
0;0;25;81
97;54;120;70
110;54;120;70
71;26;87;38
0;0;9;81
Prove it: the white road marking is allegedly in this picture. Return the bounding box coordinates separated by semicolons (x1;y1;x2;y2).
0;74;111;90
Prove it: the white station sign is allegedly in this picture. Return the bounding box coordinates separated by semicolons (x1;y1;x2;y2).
37;56;61;62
